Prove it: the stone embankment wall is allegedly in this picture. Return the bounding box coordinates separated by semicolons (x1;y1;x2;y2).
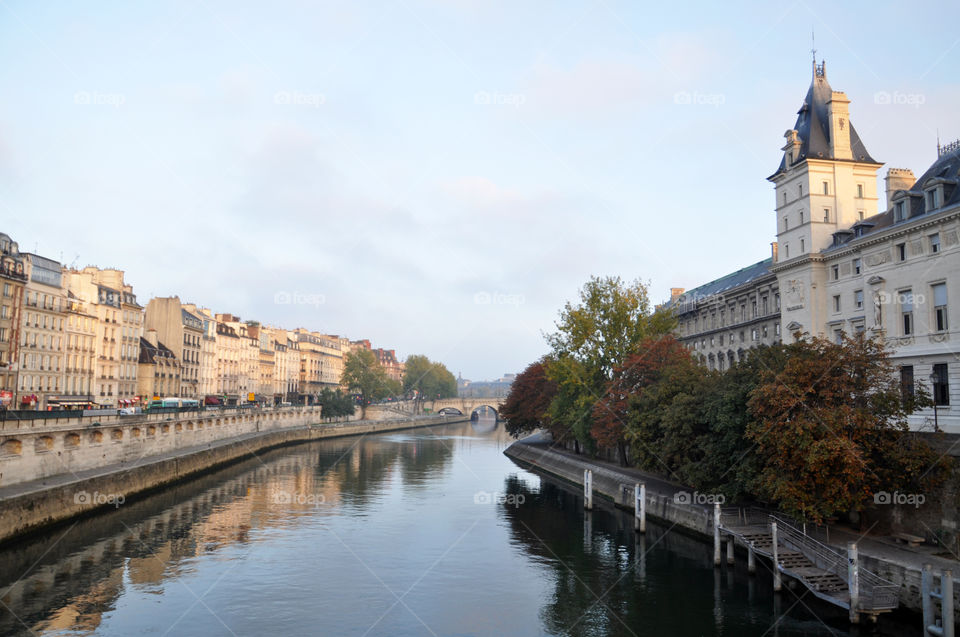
505;439;960;620
0;413;463;544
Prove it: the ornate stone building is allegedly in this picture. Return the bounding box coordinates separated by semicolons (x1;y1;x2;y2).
0;233;26;407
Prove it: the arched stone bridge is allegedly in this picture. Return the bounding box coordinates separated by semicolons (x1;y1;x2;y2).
428;398;504;418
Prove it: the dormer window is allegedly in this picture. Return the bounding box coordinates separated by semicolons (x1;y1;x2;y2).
894;201;906;222
926;188;939;210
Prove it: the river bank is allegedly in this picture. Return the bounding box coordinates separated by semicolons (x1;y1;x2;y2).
0;414;466;545
504;434;960;624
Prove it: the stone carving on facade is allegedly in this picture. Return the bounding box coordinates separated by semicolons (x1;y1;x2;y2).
930;333;949;344
784;279;805;310
865;251;890;267
873;291;883;327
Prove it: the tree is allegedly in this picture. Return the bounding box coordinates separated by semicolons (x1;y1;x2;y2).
341;349;398;419
746;332;950;523
544;276;676;451
403;355;457;413
318;388;356;420
501;359;557;439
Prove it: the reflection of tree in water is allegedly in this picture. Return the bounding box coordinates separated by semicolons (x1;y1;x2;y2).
498;475;863;637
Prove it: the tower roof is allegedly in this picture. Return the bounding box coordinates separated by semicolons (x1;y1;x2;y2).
770;61;878;178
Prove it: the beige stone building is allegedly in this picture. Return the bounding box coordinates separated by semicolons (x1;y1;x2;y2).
0;233;26;408
16;254;67;409
61;292;98;407
137;329;181;400
63;267;143;407
144;297;204;399
183;304;218;400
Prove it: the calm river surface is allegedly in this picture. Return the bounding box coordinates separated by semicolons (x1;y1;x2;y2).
0;419;920;636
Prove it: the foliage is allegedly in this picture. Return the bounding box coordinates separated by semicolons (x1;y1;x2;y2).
341;349;398;418
403;355;458;413
501;359;557;439
746;333;950;523
318;388;356;419
543;276;676;451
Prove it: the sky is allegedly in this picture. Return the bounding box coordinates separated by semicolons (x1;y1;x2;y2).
0;1;958;381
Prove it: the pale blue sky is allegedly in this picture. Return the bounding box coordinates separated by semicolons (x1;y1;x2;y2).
1;1;957;379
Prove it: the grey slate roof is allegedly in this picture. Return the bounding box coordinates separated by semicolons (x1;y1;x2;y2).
770;62;878;179
666;258;774;314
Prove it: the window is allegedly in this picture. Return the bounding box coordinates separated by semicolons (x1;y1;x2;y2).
853;258;861;275
927;189;939;210
931;233;941;254
932;364;949;406
775;294;781;310
901;290;914;335
834;329;843;344
799;210;804;224
799;184;803;197
823;208;830;223
785;244;789;259
855;290;864;310
774;323;781;336
801;239;805;253
858;210;864;221
751;329;758;341
857;184;863;198
833;295;841;312
822;181;829;195
832;265;840;281
2;283;8;297
897;243;906;261
783;216;788;231
933;283;948;332
894;201;906;222
752;301;757;317
762;296;768;315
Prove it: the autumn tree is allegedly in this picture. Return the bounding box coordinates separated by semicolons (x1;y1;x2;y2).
341;349;400;419
746;332;950;523
501;359;558;439
544;276;675;450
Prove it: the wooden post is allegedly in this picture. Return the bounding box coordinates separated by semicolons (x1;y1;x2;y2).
727;534;735;565
771;522;781;592
634;483;646;533
943;569;954;637
847;542;860;624
714;502;722;567
748;545;756;574
923;564;934;634
583;469;593;510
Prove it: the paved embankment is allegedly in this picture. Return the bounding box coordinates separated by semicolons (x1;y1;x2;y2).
0;415;465;545
504;435;960;621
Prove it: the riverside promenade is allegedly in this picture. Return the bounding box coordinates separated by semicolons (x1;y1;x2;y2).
0;412;465;544
504;432;960;624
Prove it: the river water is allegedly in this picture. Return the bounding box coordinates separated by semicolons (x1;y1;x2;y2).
0;419;921;636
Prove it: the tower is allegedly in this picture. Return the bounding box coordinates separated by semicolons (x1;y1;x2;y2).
768;60;883;340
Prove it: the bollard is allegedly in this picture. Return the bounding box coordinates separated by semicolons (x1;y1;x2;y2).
714;502;722;567
847;542;859;624
944;570;954;637
727;534;735;565
583;469;593;510
748;545;756;574
634;483;646;533
771;522;781;592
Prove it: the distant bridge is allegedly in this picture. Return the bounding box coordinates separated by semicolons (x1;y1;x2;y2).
428;398;504;418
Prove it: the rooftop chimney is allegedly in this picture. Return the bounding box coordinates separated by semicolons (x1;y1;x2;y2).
771;241;779;263
669;288;685;303
884;168;915;211
145;328;158;348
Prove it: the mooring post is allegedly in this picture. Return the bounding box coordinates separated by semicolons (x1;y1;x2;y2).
634;483;646;533
848;542;860;624
771;522;781;592
943;569;954;637
714;502;722;567
583;469;593;510
727;534;735;565
923;564;934;634
748;545;756;574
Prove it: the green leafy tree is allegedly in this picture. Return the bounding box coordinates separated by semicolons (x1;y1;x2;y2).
318;388;356;420
544;276;676;451
341;349;396;419
403;355;457;413
746;332;950;523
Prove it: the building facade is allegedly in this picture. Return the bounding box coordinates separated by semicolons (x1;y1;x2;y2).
144;297;204;399
17;254;67;410
137;330;181;400
0;234;26;408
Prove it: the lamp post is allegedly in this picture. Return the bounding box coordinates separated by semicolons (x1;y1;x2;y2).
929;372;940;432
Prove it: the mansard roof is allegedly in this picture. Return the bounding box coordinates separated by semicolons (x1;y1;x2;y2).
770;61;878;179
667;258;775;315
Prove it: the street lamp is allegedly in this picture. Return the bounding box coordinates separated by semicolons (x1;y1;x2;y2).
929;372;940;432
